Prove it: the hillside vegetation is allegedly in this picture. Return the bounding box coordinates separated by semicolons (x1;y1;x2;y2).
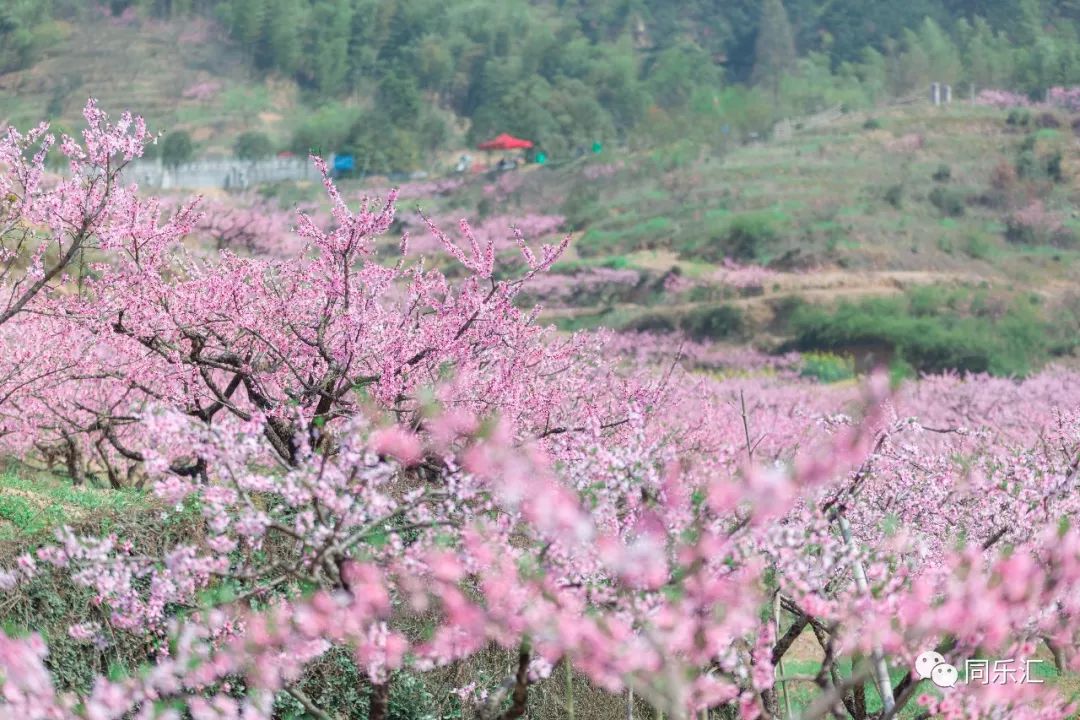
5;0;1080;379
340;100;1080;376
8;0;1080;169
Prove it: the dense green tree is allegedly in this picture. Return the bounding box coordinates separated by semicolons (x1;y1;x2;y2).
255;0;303;74
343;0;382;86
24;0;1080;170
161;130;194;167
223;0;265;50
234;130;273;160
751;0;797;97
289;101;356;155
346;113;421;174
304;0;352;94
414;34;455;93
958;17;1016;90
817;0;949;65
377;69;423;127
646;40;722;110
885;19;962;94
589;39;649;130
0;0;53;73
917;18;963;85
842;46;889;102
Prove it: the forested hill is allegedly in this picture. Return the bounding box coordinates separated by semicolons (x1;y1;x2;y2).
5;0;1080;170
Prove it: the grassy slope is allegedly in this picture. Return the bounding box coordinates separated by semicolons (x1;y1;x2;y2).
0;471;146;543
566;105;1078;274
0;14;300;154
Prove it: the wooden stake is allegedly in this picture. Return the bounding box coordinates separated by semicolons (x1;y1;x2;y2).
775;591;793;719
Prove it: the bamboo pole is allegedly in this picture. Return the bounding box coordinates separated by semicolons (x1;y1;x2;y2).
565;657;575;720
838;514;895;713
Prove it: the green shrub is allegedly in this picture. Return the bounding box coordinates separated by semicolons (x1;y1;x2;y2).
1047;151;1065;182
646;139;699;173
932;164;952;182
139;134;159;161
823;223;850;253
275;657;461;720
928;186;966;217
698;212;781;261
600;255;631;269
387;671;460;720
907;285;961;316
1005;217;1038;245
621;312;678;334
1006;109;1031;127
883;184;903;209
346;118;422;174
788;294;1049;376
1016;150;1039;178
863;117;882;130
560;182;601;231
617;304;743;338
963;232;993;259
630;216;675;244
289;102;356;156
768;294;808;333
680;304;744;340
234;131;274;161
889;355;917;385
1038;112;1063;129
577;228;622;256
549;256;632;274
161;130;194;167
800;352;855;383
476;197;493;219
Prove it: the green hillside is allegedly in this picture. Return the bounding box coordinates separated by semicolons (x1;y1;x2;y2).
7;0;1080;169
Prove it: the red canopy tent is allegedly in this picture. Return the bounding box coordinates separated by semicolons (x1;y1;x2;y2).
477;133;534;150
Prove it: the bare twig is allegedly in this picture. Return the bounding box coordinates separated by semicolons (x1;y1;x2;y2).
286;687;336;720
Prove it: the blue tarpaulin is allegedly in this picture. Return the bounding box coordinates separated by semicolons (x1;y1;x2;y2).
333;154;355;172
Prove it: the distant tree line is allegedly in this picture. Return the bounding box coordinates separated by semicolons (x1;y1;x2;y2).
8;0;1080;168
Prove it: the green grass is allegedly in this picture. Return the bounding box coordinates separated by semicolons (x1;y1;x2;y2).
0;472;145;540
549;255;636;273
800;352;856;383
788;288;1061;377
779;653;1079;718
780;659;918;717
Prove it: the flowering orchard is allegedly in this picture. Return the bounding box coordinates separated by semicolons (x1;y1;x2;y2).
976;85;1080;111
3;103;1080;720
